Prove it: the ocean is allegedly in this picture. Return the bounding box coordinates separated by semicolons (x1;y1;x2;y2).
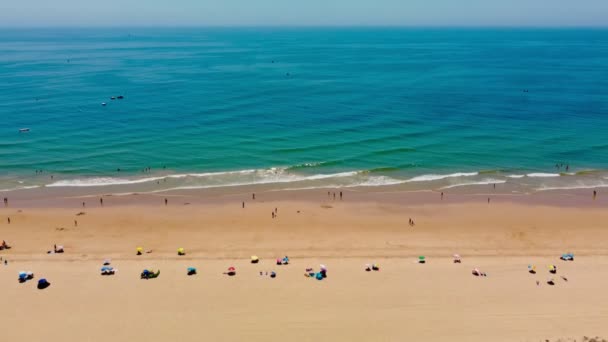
1;27;608;194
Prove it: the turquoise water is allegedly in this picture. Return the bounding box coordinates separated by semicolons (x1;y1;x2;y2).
1;28;608;193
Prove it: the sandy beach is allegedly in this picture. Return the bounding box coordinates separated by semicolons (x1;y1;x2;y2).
1;188;607;341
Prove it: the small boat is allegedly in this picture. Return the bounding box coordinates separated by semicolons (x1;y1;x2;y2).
19;128;30;133
110;96;116;100
101;102;107;106
117;95;124;99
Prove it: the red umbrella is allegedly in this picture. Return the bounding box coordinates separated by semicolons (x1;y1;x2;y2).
228;267;235;271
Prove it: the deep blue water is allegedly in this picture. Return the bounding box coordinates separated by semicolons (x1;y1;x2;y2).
1;28;608;192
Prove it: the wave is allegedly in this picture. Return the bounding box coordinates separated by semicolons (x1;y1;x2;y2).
535;183;608;191
526;173;560;178
440;179;506;190
47;176;168;187
405;172;478;182
507;174;525;178
0;185;40;192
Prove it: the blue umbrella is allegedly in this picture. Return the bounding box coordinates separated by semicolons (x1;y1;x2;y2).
101;266;113;272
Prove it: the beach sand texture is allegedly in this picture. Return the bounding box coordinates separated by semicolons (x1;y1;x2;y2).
1;192;607;341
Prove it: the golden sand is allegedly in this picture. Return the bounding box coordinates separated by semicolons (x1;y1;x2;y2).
1;189;607;341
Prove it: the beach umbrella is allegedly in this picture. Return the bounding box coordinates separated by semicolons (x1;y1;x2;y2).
187;267;196;272
101;266;113;272
103;259;111;265
136;247;143;254
228;267;235;271
315;272;323;280
18;271;27;280
177;248;185;255
453;254;460;259
251;255;259;262
320;264;327;271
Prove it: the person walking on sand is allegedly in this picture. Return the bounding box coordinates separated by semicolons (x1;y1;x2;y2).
333;192;336;200
441;192;444;200
7;217;10;224
340;191;343;200
74;220;77;227
593;190;597;199
100;197;103;206
82;201;85;208
488;197;490;204
272;212;275;219
242;202;245;209
3;197;7;207
252;193;256;200
164;198;168;206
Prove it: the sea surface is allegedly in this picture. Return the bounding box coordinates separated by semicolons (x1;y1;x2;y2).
1;28;608;194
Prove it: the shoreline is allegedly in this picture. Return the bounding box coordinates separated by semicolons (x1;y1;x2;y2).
0;181;604;209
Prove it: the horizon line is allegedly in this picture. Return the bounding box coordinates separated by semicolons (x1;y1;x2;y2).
1;24;608;29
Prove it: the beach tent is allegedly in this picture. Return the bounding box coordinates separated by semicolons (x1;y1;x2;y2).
37;278;50;289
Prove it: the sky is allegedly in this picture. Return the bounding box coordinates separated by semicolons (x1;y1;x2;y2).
0;0;607;27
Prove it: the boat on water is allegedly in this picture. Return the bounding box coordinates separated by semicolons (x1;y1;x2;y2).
19;128;30;132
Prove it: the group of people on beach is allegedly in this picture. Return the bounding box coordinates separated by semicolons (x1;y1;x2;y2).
327;191;343;200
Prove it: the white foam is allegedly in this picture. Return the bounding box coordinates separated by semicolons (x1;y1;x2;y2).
47;176;167;187
535;183;608;191
507;174;525;179
349;176;406;187
526;173;560;178
440;180;506;190
405;172;478;182
0;185;40;192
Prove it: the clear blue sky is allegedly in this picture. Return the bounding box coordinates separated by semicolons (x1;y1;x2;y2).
1;0;607;27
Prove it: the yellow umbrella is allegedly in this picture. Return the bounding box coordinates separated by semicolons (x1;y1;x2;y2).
136;247;143;255
251;255;259;263
177;248;185;255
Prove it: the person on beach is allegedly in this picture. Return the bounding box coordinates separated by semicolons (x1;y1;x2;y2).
333;192;336;200
4;197;7;207
242;202;245;208
272;212;275;219
7;217;10;224
74;220;77;227
441;192;444;200
340;191;343;200
593;190;597;199
100;198;103;206
252;193;255;200
82;202;85;208
327;191;330;197
488;197;490;204
164;198;168;206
